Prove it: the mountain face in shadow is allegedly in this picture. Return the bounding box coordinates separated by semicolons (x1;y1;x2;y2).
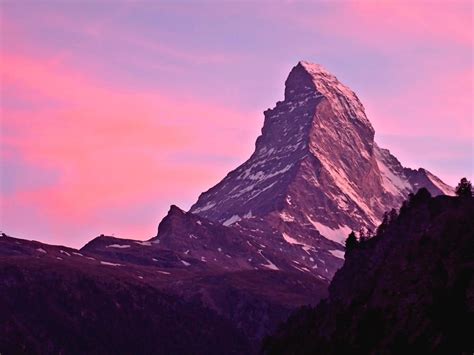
0;246;252;355
263;191;474;354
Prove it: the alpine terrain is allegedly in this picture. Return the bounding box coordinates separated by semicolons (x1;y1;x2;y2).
0;61;454;354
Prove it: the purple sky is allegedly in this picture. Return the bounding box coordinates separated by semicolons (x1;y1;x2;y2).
1;1;472;247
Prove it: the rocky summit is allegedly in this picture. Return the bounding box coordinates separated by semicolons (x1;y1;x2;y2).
190;61;452;278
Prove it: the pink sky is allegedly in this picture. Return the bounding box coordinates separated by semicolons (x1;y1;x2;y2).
1;1;472;247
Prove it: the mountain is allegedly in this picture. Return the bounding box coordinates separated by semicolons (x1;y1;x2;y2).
78;60;453;344
0;61;455;353
263;192;474;354
189;61;453;279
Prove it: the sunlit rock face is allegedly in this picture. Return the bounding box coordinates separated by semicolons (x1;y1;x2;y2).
190;61;453;279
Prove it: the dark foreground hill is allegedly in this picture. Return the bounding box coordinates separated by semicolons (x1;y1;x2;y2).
0;232;327;354
263;191;474;355
0;252;253;355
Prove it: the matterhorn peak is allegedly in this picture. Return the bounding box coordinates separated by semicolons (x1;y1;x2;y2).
190;61;452;275
298;60;332;75
285;61;373;133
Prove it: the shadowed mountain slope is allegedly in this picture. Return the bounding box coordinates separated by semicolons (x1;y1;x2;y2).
263;192;474;354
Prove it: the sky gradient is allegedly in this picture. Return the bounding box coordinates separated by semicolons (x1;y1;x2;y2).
1;1;472;248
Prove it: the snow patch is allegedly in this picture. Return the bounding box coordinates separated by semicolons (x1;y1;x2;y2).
329;249;345;259
258;250;279;270
375;150;410;195
306;216;351;245
246;164;293;182
223;214;241;226
100;261;122;266
292;264;311;273
192;201;216;214
106;244;130;249
280;211;295;222
36;248;47;254
243;210;253;218
282;232;315;254
282;232;301;245
135;241;152;246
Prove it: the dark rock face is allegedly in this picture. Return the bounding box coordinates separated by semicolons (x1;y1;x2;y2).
263;194;474;354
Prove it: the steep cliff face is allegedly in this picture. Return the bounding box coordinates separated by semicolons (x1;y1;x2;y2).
190;61;453;278
264;193;474;354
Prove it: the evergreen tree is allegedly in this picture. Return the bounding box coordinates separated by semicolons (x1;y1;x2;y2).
410;188;431;205
388;208;398;223
345;231;358;252
366;228;373;238
455;177;472;198
376;212;389;236
359;228;368;243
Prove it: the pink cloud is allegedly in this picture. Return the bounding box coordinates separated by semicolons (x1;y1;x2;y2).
275;1;472;50
364;67;473;139
1;52;258;245
347;1;472;47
